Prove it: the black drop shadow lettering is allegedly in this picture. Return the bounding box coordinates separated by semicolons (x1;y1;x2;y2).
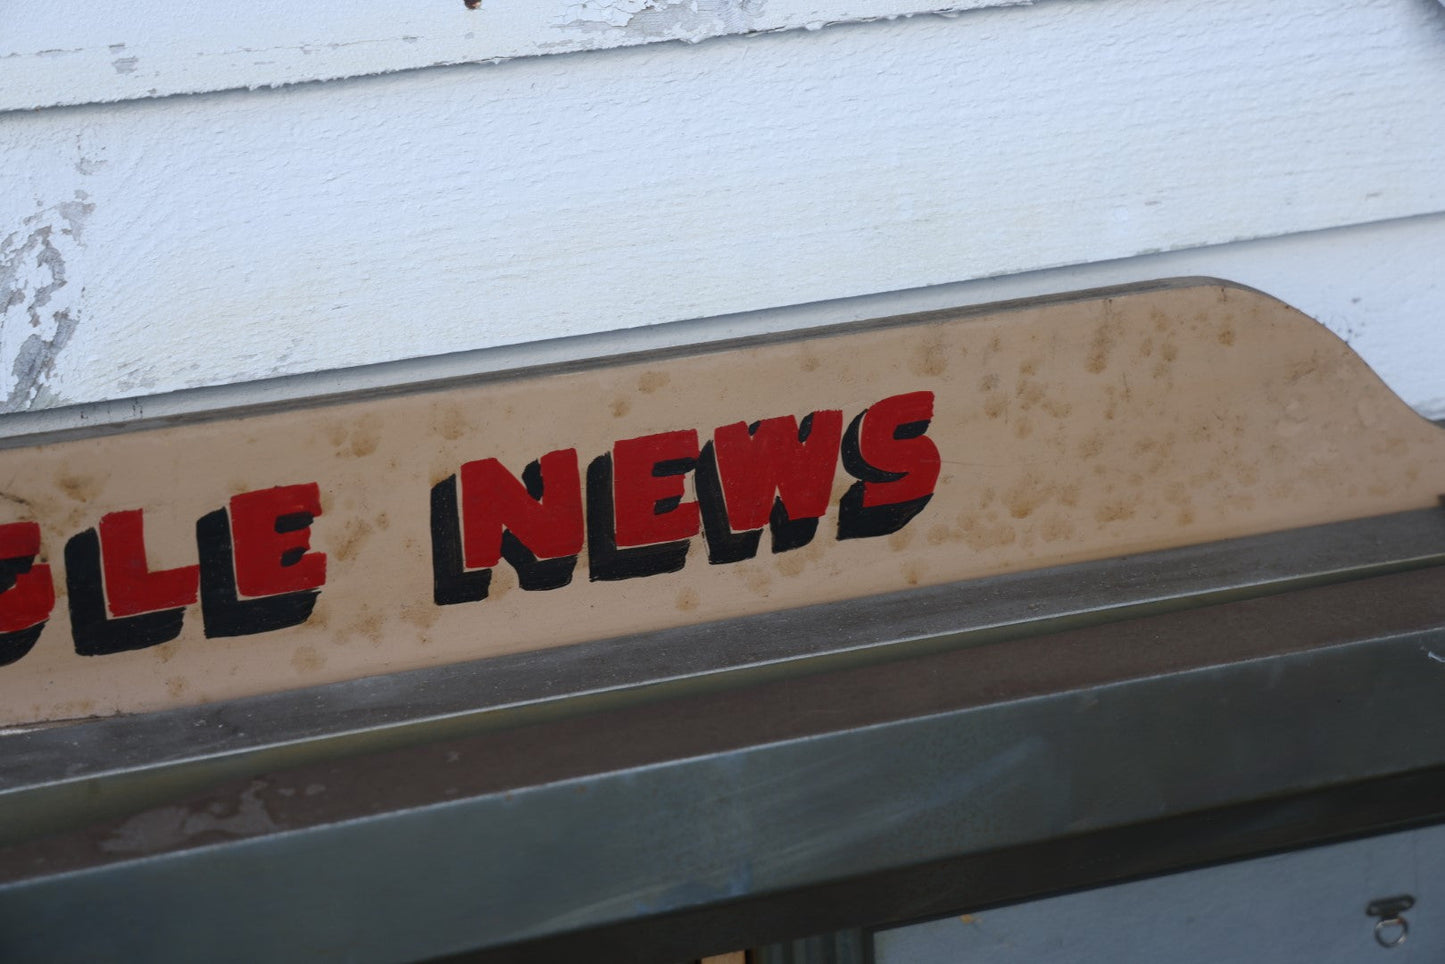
197;508;319;638
696;430;822;564
502;458;579;591
431;464;578;606
0;624;42;668
431;475;491;606
837;412;934;541
696;442;762;565
767;412;825;553
0;555;44;667
769;496;821;553
586;453;691;581
66;528;186;656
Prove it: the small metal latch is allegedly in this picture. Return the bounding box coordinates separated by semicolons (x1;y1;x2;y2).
1366;895;1414;948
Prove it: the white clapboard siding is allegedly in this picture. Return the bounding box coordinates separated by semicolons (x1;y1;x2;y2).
0;0;1030;112
2;0;1444;415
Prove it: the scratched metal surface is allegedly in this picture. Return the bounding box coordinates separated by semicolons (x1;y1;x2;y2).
1;505;1442;849
2;564;1445;961
874;823;1445;963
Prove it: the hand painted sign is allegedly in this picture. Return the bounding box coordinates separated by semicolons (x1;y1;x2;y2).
0;280;1441;725
430;390;938;605
0;389;940;664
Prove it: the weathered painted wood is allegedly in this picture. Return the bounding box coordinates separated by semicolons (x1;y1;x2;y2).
0;281;1438;725
0;0;1031;112
4;0;1444;417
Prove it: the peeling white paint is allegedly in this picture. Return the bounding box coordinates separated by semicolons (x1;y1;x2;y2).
559;0;767;38
0;0;1037;112
0;0;1442;419
0;194;92;412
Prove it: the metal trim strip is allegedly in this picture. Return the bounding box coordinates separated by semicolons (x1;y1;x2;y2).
2;566;1444;961
1;506;1442;847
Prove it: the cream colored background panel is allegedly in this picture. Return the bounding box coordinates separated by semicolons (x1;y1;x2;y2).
0;282;1439;725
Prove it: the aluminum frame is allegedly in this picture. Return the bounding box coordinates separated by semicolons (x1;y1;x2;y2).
0;512;1443;961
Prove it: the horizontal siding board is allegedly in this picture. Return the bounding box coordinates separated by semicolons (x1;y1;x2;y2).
0;0;1031;112
1;0;1443;412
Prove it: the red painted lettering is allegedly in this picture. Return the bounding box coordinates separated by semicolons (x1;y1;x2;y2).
837;391;940;540
98;510;199;617
712;411;843;530
612;430;700;547
459;449;584;569
854;391;940;507
0;522;53;633
230;484;327;598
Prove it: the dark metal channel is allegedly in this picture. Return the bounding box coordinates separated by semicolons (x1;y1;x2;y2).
2;507;1443;849
474;768;1445;964
1;565;1444;963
